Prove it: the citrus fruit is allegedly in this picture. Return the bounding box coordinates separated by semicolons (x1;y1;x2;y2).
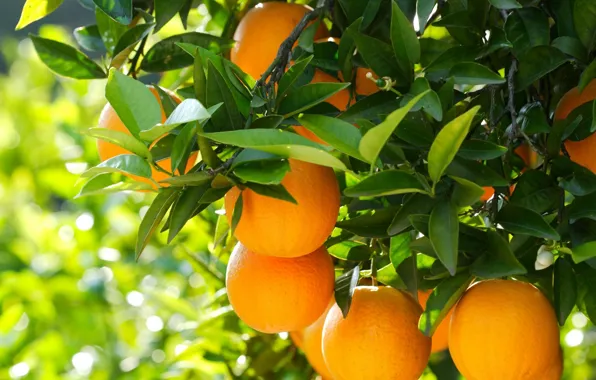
418;289;452;353
225;159;340;258
97;86;197;186
555;79;596;172
322;286;431;380
226;243;334;333
231;2;329;80
449;279;561;380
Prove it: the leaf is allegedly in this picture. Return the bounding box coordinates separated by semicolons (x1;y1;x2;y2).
390;1;419;82
510;170;561;213
244;183;297;204
376;264;407;289
505;8;550;57
155;0;186;31
167;183;210;242
200;129;347;170
449;63;505;85
574;0;596;51
136;188;179;258
250;115;284;129
82;154;152;178
387;194;435;236
552;36;588;62
400;77;443;121
83;127;150;158
359;91;428;164
158;172;212;186
17;0;64;29
554;257;577;325
348;30;404;80
111;23;155;68
425;47;481;82
428;106;480;185
429;201;459;276
277;55;314;102
233;160;290;185
76;174;154;197
139;100;216;141
521;104;551;134
339;91;402;123
579;59;596;92
206;61;243;131
451;176;485;207
297;114;365;161
230;193;243;234
92;0;132;24
559;171;596;196
105;69;162;137
361;0;383;29
572;241;596;263
278;83;351;117
419;274;473;336
73;25;105;52
337;207;399;238
446;157;509;186
496;204;561;240
390;232;413;270
569;192;596;223
334;265;360;318
170;122;197;174
344;171;429;198
141;33;233;72
457;140;508;160
489;0;522;9
328;241;373;261
95;6;127;53
471;231;527;278
515;46;569;90
417;0;437;34
30;35;106;79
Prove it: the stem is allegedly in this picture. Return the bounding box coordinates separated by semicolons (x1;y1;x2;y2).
506;59;519;144
128;36;148;79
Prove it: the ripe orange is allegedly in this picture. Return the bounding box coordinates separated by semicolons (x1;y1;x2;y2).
449;279;561;380
231;2;329;80
97;87;197;186
225;159;340;258
555;79;596;172
322;286;431;380
418;289;452;353
291;301;334;379
226;243;334;333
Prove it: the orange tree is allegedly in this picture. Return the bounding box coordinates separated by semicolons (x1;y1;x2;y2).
16;0;596;378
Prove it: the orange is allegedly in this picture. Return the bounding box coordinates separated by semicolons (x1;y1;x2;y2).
291;301;334;379
226;243;334;333
97;87;197;186
322;286;431;380
555;79;596;172
231;2;329;80
449;279;561;380
225;158;339;258
354;67;380;96
418;289;452;353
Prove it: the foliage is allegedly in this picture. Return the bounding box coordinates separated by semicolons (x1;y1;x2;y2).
6;0;596;378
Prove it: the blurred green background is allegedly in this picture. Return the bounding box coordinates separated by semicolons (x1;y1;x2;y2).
1;1;595;379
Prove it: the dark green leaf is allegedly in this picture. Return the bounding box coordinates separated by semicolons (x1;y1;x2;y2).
390;1;419;82
167;183;210;242
552;36;588;62
328;241;373;261
400;77;442;121
250;115;284;129
231;193;243;234
111;23;155;68
136;188;179;258
349;30;404;81
244;183;297;204
82;154;152;178
335;265;360;318
277;55;314;102
417;0;437;34
92;0;131;24
429;201;459;276
170;122;197;174
446;157;509;186
159;172;212;186
361;0;383;29
496;204;561;240
155;0;186;31
339;91;402;124
574;0;596;51
83;127;150;158
559;171;596;196
579;59;596;92
206;61;243;131
457;140;508;160
30;35;106;79
489;0;522;9
554;257;577;325
471;230;527;278
278;83;351;117
73;25;105;52
521;104;551;134
344;170;429;198
297;20;320;53
450;62;505;85
387;194;435;236
451;176;485;207
515;46;569;90
505;8;550;57
233;160;290;185
337;207;399;238
510;170;561;213
297;114;364;160
425;47;480;82
569;192;596;223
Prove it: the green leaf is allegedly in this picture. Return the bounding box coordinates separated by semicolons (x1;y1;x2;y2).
170;122;197;174
16;0;64;29
471;231;526;278
359;91;428;164
425;47;480;82
400;77;443;121
111;23;155;68
82;154;152;179
278;83;351;117
419;274;473;336
153;85;178;118
75;174;154;197
105;69;162;137
417;0;437;34
73;25;105;52
277;56;314;103
387;194;435;236
158;172;212;186
193;49;207;104
141;33;233;72
30;35;106;79
446;157;509;186
428;106;480;185
297;19;320;53
349;30;404;80
83;127;150;158
250;115;284;129
457;140;508;160
488;0;522;9
361;0;383;29
552;36;588;62
95;6;127;53
230;193;243;234
515;46;569;90
579;59;596;92
449;63;505;85
244;183;297;204
521;104;551;134
559;171;596;196
569;192;596;223
451;176;485;207
155;0;186;31
233;160;290;185
328;241;372;261
429;201;459;276
136;188;179;258
554;257;577;325
92;0;132;24
297;114;364;161
574;0;596;51
206;60;243;131
339;91;401;124
334;265;360;318
390;232;413;270
139;100;216;141
200;129;347;170
390;1;419;82
337;207;399;238
572;241;596;263
496;204;561;240
505;8;550;57
376;264;407;289
167;183;210;243
510;170;560;213
344;170;429;198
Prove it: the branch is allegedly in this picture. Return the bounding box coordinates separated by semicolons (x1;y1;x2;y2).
128;36;148;79
506;59;518;144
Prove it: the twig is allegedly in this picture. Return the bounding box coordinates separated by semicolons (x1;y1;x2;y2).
506;59;518;144
128;37;148;79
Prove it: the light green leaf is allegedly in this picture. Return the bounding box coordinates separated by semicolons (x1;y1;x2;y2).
344;170;430;197
297;114;365;161
83;127;150;158
450;62;505;85
16;0;64;30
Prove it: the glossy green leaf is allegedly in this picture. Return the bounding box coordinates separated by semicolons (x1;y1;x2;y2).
390;232;413;270
337;207;399;238
554;257;577;325
16;0;64;29
334;265;360;318
457;140;508;160
278;83;351;117
328;241;373;261
167;183;210;243
400;77;442;121
344;170;429;198
450;62;505;85
510;170;560;213
139;100;216;141
83;127;150;158
471;231;526;278
387;194;435;236
96;6;128;53
250;115;284;129
451;176;485;207
136;188;179;258
390;1;419;82
73;25;105;52
446;157;509;186
277;56;315;102
206;61;243;131
170;122;197;174
376;264;407;289
429;201;459;276
82;154;152;179
515;46;569;90
297;114;364;161
349;30;403;80
496;204;561;240
569;192;596;223
244;183;297;204
233;160;290;185
574;0;596;51
76;174;154;197
505;8;550;57
417;0;437;34
92;0;131;24
552;36;588;62
111;23;155;68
